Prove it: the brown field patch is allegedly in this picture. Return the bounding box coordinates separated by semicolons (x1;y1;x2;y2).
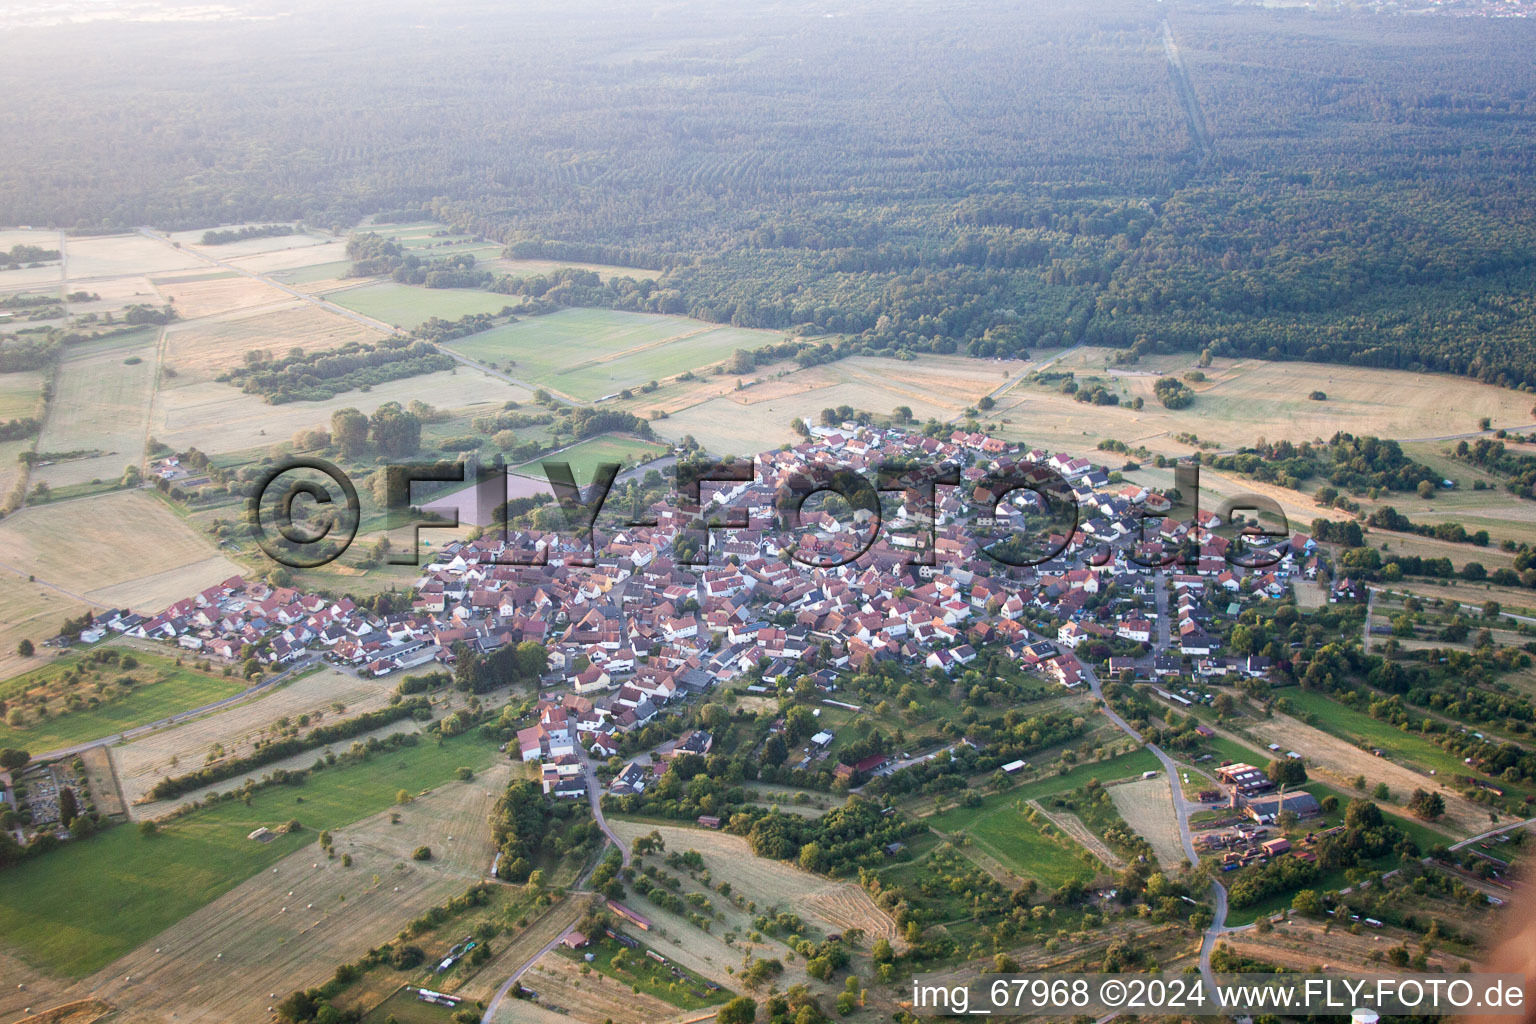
1221;917;1471;973
63;275;162;315
994;353;1536;455
801;883;901;942
515;953;680;1024
63;235;205;279
110;667;402;809
226;239;352;273
0;576;90;684
451;898;585;1007
162;301;384;382
10;999;113;1024
0;490;244;611
655;355;1021;454
152;369;525;455
0;949;72;1022
1216;714;1482;834
67;765;508;1024
1107;776;1185;868
150;274;292;320
1026;799;1123;871
79;746;125;818
33;331;159;489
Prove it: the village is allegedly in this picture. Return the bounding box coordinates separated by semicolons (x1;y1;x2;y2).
11;423;1338;825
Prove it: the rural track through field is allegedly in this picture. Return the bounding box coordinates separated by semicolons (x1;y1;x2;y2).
479;904;580;1024
29;652;324;762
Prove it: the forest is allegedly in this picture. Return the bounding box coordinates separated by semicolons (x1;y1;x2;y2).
2;2;1535;384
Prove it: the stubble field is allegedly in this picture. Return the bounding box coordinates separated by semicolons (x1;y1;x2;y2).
0;489;243;609
68;763;509;1024
32;330;158;489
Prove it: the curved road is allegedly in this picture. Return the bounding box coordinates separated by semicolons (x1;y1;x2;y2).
480;922;575;1024
1035;580;1231;998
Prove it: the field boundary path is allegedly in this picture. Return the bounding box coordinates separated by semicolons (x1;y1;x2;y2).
31;653;323;762
1026;799;1125;871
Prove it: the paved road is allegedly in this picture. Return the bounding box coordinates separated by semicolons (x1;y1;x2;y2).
31;653;323;762
480;922;575;1024
1033;582;1229;998
580;745;630;868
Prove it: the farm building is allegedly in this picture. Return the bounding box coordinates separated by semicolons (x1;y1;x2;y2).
606;899;653;931
1215;762;1274;794
1244;791;1321;824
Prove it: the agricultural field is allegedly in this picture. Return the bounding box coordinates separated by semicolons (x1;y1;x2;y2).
228;239;351;275
31;329;158;490
167;223;334;259
147;269;291;320
0;579;90;684
107;665;399;806
152;366;525;454
1107;776;1186;867
442;307;781;402
0;646;247;754
655;354;1023;455
161;300;385;382
996;352;1536;457
1220;914;1473;973
514;433;670;485
62;234;205;278
61;274;161;315
70;761;510;1023
0;368;43;420
325;281;516;330
0;489;244;610
0;728;503;981
476;256;662;281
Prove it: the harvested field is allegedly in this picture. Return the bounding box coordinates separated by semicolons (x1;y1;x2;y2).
655;355;1021;454
79;747;125;818
148;272;291;320
996;352;1536;455
9;999;112;1024
801;884;901;942
110;667;401;808
1220;917;1471;973
450;899;585;1006
1107;776;1185;867
0;369;43;420
1217;713;1482;834
227;239;351;273
0;490;244;610
1026;800;1123;871
169;225;333;259
32;330;158;489
152;369;525;454
475;257;662;281
515;953;680;1024
161;300;383;382
66;764;509;1024
62;275;161;315
609;820;895;942
0;577;91;683
63;235;204;279
0;949;71;1022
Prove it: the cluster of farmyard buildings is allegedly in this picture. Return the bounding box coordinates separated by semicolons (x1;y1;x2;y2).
114;425;1323;788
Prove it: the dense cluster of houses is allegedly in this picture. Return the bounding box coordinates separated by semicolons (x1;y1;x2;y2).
107;425;1327;792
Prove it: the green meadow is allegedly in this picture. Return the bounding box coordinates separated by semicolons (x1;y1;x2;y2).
0;728;501;978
